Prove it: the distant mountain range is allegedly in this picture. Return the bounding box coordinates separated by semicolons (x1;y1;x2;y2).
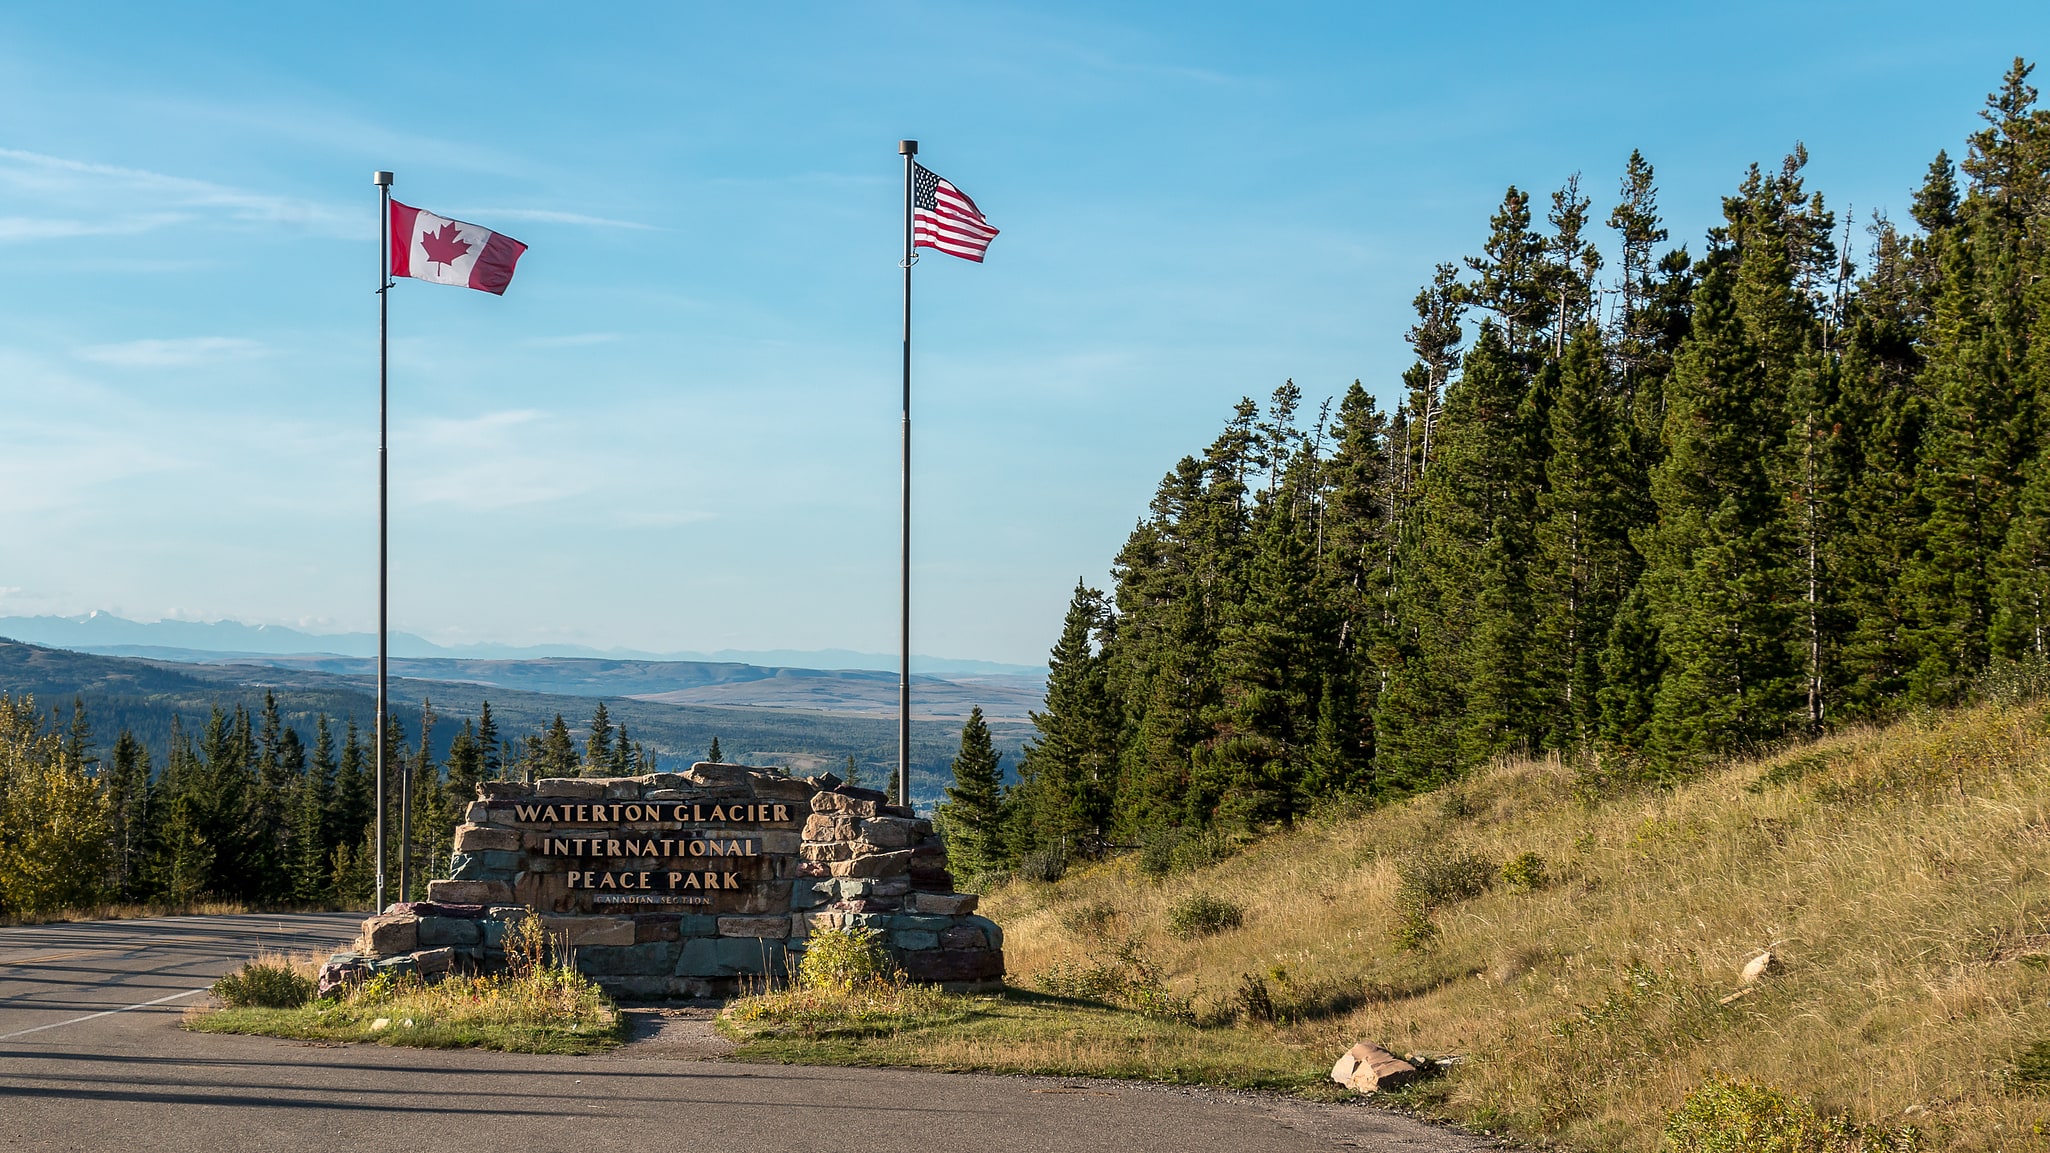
0;638;1035;805
0;613;1043;678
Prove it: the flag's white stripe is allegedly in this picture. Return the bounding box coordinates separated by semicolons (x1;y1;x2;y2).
916;212;996;241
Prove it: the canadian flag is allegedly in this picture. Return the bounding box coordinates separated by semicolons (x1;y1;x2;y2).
389;200;527;295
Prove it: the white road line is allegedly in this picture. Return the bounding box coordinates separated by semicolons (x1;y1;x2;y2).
0;988;210;1041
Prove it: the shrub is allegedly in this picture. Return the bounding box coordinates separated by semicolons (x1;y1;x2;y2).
1017;841;1070;883
1031;937;1192;1020
1233;972;1276;1023
1663;1077;1921;1152
798;926;892;992
1166;892;1244;938
2012;1038;2050;1093
1396;849;1494;909
1138;827;1240;878
1392;849;1493;951
1501;851;1549;892
211;960;314;1009
1059;900;1119;936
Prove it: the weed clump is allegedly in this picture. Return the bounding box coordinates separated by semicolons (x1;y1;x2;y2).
1500;851;1548;892
1017;841;1071;883
1138;827;1240;878
2012;1038;2050;1093
725;926;965;1040
1165;892;1244;939
211;960;313;1009
1663;1077;1921;1152
1032;937;1192;1020
1058;900;1119;936
797;926;892;992
1392;848;1493;950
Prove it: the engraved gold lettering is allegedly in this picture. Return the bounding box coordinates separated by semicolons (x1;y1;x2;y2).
773;804;789;822
599;872;617;889
722;871;739;889
667;871;683;888
702;871;719;888
542;805;560;822
709;805;726;821
514;804;541;821
639;872;652;889
683;872;700;889
605;839;622;856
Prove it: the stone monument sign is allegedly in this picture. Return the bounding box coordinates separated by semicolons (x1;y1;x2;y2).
320;763;1004;999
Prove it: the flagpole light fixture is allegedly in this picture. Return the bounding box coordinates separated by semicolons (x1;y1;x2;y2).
373;170;393;187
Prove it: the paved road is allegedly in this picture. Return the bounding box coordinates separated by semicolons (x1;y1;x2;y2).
0;914;1489;1152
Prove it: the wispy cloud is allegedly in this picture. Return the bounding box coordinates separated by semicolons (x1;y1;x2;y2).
75;337;267;367
0;147;354;240
459;207;660;230
0;212;190;242
522;332;622;348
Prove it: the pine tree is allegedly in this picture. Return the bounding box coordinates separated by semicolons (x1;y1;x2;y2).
706;736;723;764
940;706;1005;878
1011;582;1118;852
105;729;153;901
1641;251;1801;769
585;702;613;774
476;700;501;780
542;715;577;777
1534;329;1642;747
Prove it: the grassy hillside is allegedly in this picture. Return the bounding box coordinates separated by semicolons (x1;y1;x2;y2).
965;700;2050;1150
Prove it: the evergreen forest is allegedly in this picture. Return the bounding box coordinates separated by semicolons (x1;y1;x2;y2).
941;60;2050;878
0;689;674;919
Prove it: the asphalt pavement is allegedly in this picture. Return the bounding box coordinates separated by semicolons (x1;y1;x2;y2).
0;913;1490;1152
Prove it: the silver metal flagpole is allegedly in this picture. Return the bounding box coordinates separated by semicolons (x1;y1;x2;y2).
372;169;393;912
897;140;917;809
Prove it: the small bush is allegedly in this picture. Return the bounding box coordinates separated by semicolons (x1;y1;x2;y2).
1392;849;1492;951
1031;937;1192;1020
1059;900;1119;936
211;961;314;1009
2012;1038;2050;1092
1663;1076;1921;1152
1233;972;1276;1023
1397;849;1494;909
1501;851;1549;892
1017;841;1071;883
1165;892;1244;938
1137;827;1241;878
798;926;892;992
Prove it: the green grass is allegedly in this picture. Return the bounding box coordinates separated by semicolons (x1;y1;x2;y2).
188;947;626;1055
722;987;1344;1095
190;1000;625;1055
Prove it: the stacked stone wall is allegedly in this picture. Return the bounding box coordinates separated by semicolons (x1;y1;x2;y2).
319;763;1003;999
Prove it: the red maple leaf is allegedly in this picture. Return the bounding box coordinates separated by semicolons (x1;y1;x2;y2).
419;221;472;267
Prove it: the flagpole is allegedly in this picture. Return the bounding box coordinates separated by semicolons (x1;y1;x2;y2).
897;140;917;810
372;169;392;913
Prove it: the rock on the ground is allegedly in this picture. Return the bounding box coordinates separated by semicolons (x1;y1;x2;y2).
1740;950;1780;984
1330;1042;1418;1094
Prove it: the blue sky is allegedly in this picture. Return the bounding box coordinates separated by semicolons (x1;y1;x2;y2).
0;3;2043;666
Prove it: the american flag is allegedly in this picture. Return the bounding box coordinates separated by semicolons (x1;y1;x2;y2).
914;163;999;262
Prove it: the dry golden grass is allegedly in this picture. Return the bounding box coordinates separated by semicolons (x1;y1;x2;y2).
982;701;2050;1151
0;898;369;928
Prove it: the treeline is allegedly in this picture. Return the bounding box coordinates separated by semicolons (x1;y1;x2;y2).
940;60;2050;871
0;691;682;919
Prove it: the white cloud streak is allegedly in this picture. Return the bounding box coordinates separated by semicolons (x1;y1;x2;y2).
0;147;355;241
75;336;267;367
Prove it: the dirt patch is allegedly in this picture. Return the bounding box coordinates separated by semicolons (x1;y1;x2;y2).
620;1004;735;1060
